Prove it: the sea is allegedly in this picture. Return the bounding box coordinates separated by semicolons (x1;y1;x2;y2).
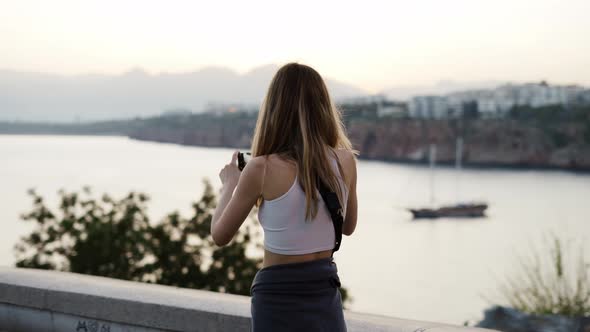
1;134;589;325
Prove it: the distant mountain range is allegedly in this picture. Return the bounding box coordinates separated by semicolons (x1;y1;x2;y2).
0;64;366;123
0;63;512;123
381;80;507;100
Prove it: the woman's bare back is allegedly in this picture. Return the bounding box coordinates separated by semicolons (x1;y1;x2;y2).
260;149;357;267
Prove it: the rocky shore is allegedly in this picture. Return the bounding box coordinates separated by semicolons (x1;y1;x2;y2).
128;114;590;171
2;107;589;171
476;306;590;332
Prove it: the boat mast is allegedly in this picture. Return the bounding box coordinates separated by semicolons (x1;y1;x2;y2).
455;137;463;202
429;144;436;206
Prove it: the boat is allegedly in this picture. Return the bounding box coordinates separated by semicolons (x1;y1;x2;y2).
408;138;488;220
409;203;488;219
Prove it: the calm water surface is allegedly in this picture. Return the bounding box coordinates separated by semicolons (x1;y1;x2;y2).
1;135;589;325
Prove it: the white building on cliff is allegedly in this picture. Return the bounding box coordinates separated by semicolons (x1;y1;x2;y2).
408;82;587;119
408;96;449;119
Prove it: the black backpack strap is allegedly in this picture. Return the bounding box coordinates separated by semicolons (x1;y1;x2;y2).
317;177;344;255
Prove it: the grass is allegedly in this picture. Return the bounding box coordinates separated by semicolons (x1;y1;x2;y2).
498;235;590;317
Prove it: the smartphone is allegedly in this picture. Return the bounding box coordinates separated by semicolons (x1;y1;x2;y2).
237;151;252;171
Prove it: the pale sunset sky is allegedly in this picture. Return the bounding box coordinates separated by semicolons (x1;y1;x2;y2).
1;0;589;92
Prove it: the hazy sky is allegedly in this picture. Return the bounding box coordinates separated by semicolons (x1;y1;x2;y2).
1;0;589;92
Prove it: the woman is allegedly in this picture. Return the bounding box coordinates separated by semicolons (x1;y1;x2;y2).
210;62;358;331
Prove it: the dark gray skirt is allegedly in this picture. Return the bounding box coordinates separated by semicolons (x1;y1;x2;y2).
250;256;347;332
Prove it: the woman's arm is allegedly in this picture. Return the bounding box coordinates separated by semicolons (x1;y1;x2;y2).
210;153;265;246
342;151;357;236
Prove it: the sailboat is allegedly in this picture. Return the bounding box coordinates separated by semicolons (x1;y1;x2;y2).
408;138;488;219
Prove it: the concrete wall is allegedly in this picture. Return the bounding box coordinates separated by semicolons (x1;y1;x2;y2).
0;267;495;332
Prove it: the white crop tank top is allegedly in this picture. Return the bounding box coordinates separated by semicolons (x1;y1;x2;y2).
258;155;348;255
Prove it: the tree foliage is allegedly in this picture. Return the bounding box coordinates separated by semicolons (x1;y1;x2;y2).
14;180;262;296
498;235;590;317
14;181;351;304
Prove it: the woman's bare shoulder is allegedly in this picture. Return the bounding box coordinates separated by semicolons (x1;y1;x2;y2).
334;148;357;185
248;155;267;167
250;154;296;174
334;148;357;166
240;155;267;180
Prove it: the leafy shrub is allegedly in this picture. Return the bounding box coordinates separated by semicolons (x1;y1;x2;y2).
14;180;351;303
14;180;262;295
499;235;590;317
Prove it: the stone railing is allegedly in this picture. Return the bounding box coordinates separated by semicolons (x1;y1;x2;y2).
0;267;495;332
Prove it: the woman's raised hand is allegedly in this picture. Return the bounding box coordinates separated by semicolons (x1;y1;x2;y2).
218;150;241;189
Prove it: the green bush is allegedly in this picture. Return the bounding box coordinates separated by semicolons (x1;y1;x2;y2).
14;180;261;295
14;181;351;304
498;235;590;317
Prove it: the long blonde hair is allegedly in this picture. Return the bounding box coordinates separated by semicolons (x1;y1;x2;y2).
251;63;357;220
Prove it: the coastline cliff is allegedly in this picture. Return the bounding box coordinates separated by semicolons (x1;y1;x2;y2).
2;105;589;170
127;107;590;170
